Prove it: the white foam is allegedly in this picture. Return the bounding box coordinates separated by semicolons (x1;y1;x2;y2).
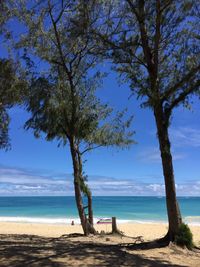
0;217;166;225
0;216;79;224
0;216;199;226
184;216;200;226
0;216;133;225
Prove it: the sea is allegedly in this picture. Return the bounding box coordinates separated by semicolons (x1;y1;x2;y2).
0;196;199;225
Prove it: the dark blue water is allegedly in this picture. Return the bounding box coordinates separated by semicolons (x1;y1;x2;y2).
0;196;199;224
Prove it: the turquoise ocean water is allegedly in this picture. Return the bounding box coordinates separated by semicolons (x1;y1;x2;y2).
0;196;199;225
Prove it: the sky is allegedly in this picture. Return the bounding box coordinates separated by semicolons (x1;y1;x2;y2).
0;68;200;196
0;14;200;197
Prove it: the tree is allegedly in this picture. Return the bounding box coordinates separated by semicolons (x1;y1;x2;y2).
0;0;10;33
14;0;134;235
0;60;19;149
0;60;26;150
0;1;25;149
89;0;200;242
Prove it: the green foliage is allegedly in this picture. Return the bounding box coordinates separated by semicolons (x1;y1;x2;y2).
0;59;26;149
14;0;134;201
91;1;200;115
0;1;27;150
175;223;194;249
79;174;90;197
0;1;10;34
89;0;200;237
0;59;22;106
0;109;10;150
16;0;134;150
25;70;134;150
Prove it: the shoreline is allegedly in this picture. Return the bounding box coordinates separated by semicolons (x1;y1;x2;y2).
0;216;199;226
0;216;168;225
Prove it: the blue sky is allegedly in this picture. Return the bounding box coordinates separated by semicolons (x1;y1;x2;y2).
0;15;200;197
0;68;200;196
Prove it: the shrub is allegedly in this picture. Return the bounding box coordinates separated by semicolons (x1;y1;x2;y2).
175;223;194;249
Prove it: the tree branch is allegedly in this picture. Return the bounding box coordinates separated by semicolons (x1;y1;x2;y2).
167;79;200;113
127;0;156;88
80;144;103;155
163;64;200;100
93;29;147;69
54;1;70;24
154;0;161;75
48;1;76;131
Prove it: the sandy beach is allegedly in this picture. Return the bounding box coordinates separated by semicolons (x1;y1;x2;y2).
0;221;200;243
0;222;200;266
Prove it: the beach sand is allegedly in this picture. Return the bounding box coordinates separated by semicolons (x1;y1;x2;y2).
0;222;200;266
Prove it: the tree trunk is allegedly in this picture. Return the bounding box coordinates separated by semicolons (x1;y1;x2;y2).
77;150;94;227
87;191;93;226
74;174;88;235
154;107;182;242
69;138;96;235
77;147;96;234
69;139;88;235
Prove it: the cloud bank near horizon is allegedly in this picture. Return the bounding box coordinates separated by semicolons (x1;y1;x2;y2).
0;166;199;197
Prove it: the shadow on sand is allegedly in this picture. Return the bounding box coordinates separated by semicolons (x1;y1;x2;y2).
0;234;197;267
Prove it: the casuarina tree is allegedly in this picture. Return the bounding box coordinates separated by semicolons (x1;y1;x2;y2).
0;1;26;149
14;0;134;235
88;0;200;242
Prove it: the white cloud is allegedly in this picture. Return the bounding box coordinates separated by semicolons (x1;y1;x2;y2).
138;147;186;163
147;184;165;192
0;167;72;196
144;126;200;163
0;167;69;185
0;166;199;196
170;127;200;147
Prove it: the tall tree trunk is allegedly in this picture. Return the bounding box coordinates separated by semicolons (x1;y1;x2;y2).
77;150;96;234
69;138;96;235
154;107;182;242
74;173;88;235
87;191;93;226
69;138;88;235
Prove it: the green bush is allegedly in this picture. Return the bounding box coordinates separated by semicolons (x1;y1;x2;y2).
175;223;194;249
